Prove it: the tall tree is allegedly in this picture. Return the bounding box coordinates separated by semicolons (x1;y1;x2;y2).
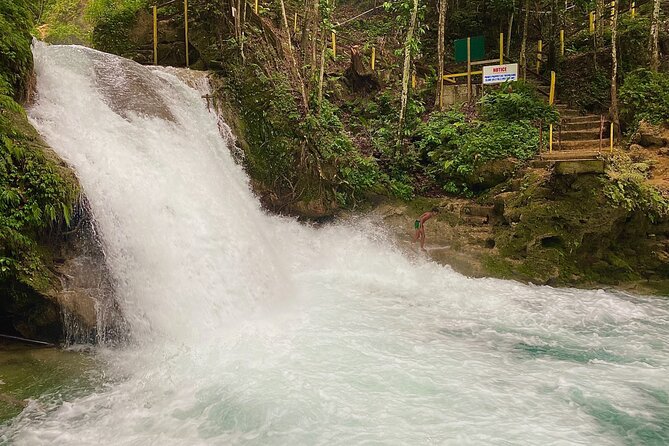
650;0;661;71
506;8;514;57
594;0;604;68
519;0;530;79
300;0;312;67
435;0;447;109
398;0;420;145
278;0;292;51
610;0;620;141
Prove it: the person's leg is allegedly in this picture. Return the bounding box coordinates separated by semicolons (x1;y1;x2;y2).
412;229;420;243
419;228;426;249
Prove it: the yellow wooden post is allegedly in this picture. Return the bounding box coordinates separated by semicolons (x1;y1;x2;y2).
560;29;564;56
549;124;553;153
153;6;158;65
255;0;258;14
536;40;542;73
293;12;298;33
466;37;472;103
499;33;504;64
412;71;416;89
610;0;615;18
371;46;376;71
589;12;595;34
549;71;556;105
610;122;614;152
184;0;189;67
631;1;636;18
331;31;336;57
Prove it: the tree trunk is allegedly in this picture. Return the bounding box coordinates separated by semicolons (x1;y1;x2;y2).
435;0;447;109
300;0;311;66
317;28;327;110
506;10;514;57
278;0;292;52
242;0;247;62
311;0;320;80
345;46;379;92
398;0;419;147
650;0;661;71
595;0;604;67
519;0;530;79
610;0;621;141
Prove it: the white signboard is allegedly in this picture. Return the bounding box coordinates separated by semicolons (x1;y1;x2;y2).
482;63;518;84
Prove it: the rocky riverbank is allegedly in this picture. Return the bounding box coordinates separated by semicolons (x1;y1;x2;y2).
372;149;669;296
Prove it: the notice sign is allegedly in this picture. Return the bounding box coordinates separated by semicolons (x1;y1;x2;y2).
482;63;518;84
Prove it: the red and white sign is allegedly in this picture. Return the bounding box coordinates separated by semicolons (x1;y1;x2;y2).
482;63;518;84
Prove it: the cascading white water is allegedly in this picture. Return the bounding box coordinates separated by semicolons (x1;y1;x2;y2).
4;43;669;445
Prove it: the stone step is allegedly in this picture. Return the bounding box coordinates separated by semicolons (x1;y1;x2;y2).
558;129;603;141
560;120;606;131
539;150;602;161
561;115;604;123
553;139;604;150
554;159;606;174
461;205;495;218
558;109;594;118
460;215;490;226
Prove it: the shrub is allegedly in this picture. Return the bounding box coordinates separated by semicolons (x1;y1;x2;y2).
604;154;669;223
0;0;34;100
416;110;539;194
86;0;148;55
618;16;651;73
1;0;79;288
620;69;669;129
302;100;383;205
480;81;558;124
40;0;92;44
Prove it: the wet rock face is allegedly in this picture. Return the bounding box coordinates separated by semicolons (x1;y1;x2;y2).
48;201;125;344
1;201;125;344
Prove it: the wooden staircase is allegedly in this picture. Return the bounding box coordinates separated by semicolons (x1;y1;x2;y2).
538;102;612;162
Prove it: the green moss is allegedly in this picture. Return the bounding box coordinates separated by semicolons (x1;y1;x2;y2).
485;168;669;291
0;0;80;330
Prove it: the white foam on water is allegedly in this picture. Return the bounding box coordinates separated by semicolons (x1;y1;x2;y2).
6;43;669;445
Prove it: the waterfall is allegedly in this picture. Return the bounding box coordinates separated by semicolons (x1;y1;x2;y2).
7;43;669;445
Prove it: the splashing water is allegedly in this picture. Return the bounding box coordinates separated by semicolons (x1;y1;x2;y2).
4;43;669;445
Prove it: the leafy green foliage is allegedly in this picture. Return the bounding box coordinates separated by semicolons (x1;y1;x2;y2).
0;112;78;286
604;154;669;223
620;69;669;129
39;0;92;44
0;0;34;100
414;83;549;195
383;0;427;57
0;0;79;290
224;62;381;208
87;0;147;55
302;100;383;205
618;16;651;73
479;81;558;124
417;111;539;194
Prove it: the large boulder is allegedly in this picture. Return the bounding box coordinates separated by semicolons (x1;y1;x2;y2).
468;158;518;190
633;120;668;148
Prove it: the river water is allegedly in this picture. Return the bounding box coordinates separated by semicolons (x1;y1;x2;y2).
2;43;668;445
